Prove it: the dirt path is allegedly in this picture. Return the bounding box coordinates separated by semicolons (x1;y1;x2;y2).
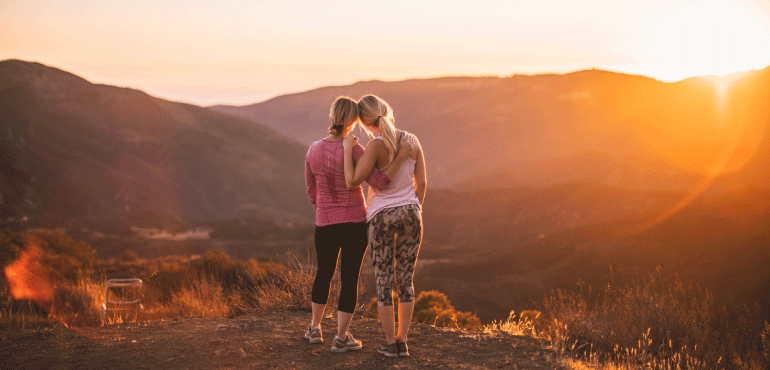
0;312;569;369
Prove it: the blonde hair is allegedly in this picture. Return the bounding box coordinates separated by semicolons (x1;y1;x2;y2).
329;96;359;136
357;95;398;161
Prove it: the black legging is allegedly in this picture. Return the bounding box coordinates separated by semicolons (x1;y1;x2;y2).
311;221;368;314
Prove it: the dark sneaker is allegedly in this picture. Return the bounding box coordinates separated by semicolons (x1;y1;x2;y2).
396;341;409;357
304;326;323;343
331;333;362;352
377;343;399;358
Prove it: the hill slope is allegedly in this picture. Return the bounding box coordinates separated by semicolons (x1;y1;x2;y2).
0;60;313;231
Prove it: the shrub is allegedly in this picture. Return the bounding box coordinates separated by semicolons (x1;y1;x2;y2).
366;290;482;330
0;228;24;268
32;231;96;274
119;250;139;263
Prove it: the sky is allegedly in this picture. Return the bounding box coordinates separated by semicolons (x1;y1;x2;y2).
2;0;770;106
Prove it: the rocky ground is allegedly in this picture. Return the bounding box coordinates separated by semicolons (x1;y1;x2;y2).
0;311;572;369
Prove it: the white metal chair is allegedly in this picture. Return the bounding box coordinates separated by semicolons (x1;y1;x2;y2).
102;278;144;321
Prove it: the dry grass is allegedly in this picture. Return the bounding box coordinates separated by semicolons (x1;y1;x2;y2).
485;310;543;336
536;267;770;370
49;278;105;326
149;274;231;319
234;256;315;314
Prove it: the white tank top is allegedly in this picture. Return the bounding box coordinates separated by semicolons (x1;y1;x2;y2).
366;132;421;221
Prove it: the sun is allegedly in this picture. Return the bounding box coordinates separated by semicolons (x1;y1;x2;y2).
649;0;770;81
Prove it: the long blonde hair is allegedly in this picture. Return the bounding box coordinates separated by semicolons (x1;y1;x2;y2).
328;96;359;136
357;95;398;161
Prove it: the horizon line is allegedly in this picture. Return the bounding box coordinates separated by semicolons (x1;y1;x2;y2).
3;57;767;108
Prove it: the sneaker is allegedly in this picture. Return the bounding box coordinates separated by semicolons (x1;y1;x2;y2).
377;343;399;358
330;333;362;352
396;340;409;357
304;326;323;343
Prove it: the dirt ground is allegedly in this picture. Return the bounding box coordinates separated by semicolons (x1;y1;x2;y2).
0;312;570;369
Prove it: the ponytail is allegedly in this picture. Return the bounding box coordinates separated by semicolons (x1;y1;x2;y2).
357;95;398;161
375;115;398;161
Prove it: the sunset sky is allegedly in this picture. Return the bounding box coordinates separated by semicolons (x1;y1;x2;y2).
2;0;770;106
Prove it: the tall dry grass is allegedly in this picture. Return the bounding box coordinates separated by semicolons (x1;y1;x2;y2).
538;267;770;370
485;310;544;336
234;254;315;314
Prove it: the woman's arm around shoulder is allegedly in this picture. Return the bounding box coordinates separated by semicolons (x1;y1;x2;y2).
344;136;384;190
365;136;415;191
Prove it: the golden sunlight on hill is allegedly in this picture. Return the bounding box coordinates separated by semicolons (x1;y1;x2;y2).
686;73;766;177
605;68;768;177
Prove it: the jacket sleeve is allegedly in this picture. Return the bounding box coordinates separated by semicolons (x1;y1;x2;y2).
305;154;317;205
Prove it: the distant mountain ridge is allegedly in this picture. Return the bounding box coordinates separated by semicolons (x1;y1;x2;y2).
0;59;313;232
212;67;770;191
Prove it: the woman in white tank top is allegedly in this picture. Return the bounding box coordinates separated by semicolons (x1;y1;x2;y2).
342;94;427;358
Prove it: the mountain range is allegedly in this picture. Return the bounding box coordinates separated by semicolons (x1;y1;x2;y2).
212;67;769;191
0;60;313;232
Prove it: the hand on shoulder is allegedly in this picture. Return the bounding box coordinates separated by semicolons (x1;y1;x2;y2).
398;133;419;159
343;135;358;150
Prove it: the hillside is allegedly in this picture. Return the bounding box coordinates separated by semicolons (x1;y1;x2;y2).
0;60;314;232
210;68;770;191
421;184;770;322
0;312;568;369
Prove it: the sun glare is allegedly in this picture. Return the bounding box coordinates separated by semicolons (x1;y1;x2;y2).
648;0;770;81
4;248;53;303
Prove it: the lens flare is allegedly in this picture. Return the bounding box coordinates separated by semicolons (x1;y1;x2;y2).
4;248;54;309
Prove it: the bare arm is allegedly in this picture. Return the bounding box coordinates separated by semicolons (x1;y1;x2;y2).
413;144;427;205
344;136;414;190
344;137;380;190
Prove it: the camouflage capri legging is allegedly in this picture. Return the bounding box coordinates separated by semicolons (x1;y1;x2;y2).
368;203;422;306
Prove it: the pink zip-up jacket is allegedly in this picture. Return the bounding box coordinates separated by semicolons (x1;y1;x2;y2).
305;139;391;226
